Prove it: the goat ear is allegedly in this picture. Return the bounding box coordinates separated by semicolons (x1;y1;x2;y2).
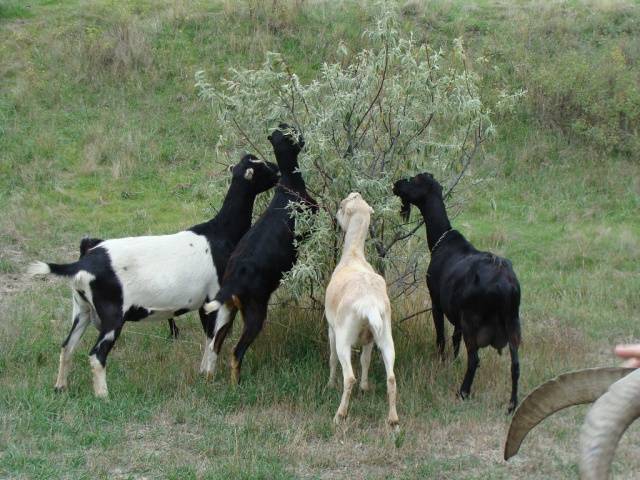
244;168;254;180
344;203;355;216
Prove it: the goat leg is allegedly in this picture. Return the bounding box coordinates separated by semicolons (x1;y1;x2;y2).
334;332;356;423
359;342;374;392
327;326;338;388
55;293;91;391
88;324;122;398
452;326;462;359
508;342;520;414
432;305;446;359
458;337;479;400
231;302;266;385
167;318;179;339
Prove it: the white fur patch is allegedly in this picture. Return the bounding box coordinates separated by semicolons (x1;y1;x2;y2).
244;168;254;180
72;271;96;305
204;339;218;378
203;300;221;314
96;330;115;349
89;354;108;398
101;231;218;316
27;261;50;276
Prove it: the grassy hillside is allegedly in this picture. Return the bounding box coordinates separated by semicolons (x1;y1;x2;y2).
1;0;639;478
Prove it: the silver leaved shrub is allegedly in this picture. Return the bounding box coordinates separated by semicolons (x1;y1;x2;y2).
196;3;494;303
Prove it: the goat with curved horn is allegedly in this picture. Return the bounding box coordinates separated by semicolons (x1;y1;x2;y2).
579;368;640;479
504;366;639;479
504;367;634;460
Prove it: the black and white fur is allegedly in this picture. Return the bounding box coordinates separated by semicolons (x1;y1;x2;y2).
29;154;280;397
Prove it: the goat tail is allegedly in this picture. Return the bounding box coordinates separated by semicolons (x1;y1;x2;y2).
202;300;221;315
202;287;234;315
28;260;82;277
361;305;385;341
501;303;522;348
504;288;522;348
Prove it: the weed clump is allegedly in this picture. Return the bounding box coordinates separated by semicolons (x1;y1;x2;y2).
80;19;153;81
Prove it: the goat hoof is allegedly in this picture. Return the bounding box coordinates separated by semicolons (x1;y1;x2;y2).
54;385;66;393
360;383;371;392
326;380;336;389
507;401;517;415
333;412;347;424
387;417;399;429
457;389;470;400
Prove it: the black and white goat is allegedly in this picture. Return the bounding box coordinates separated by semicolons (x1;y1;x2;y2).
29;154;280;397
393;173;522;413
81;237;182;339
200;124;317;383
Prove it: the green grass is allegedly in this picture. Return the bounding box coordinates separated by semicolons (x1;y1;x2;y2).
1;0;640;478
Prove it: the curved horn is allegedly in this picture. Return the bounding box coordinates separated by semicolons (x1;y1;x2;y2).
249;158;266;164
504;367;634;461
579;368;640;480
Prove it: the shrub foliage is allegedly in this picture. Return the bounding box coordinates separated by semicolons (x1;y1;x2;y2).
196;4;496;302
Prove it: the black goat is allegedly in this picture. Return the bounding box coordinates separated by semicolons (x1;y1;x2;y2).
29;154;279;397
393;173;521;413
202;124;317;383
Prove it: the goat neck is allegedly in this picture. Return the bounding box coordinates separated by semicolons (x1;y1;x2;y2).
341;212;370;261
415;192;452;253
278;168;307;193
204;178;257;243
274;146;307;193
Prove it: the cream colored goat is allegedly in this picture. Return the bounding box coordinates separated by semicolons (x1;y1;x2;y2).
324;192;399;426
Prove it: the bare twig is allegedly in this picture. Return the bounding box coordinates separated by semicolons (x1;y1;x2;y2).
382;219;425;256
285;63;310;116
352;39;389;138
398;307;432;324
387;262;420;288
231;117;269;162
444;122;482;200
398;112;434;158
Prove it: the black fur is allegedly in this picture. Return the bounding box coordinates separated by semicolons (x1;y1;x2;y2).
61;316;80;348
210;124;318;382
39;154;280;388
123;305;153;322
79;237;103;257
393;172;521;413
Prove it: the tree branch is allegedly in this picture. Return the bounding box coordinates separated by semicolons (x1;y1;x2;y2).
352;39;389;138
398;308;432;324
444;122;482;200
231;117;269;162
